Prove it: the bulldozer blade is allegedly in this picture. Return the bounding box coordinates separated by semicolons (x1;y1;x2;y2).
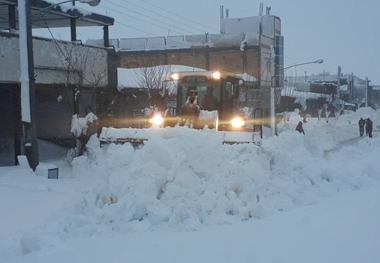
100;137;148;149
222;140;254;145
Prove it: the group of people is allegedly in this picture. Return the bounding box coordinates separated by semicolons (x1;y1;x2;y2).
296;117;375;138
358;118;373;138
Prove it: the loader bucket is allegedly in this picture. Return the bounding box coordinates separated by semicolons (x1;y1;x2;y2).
99;137;148;149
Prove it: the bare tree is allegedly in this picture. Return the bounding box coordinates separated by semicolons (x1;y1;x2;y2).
317;108;323;121
51;42;107;159
137;65;171;97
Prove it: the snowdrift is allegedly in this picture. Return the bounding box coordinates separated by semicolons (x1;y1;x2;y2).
67;109;380;232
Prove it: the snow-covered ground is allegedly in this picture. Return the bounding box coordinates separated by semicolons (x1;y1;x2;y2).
1;108;380;262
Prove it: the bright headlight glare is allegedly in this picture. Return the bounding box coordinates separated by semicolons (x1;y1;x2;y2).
150;114;164;126
231;117;245;128
171;73;180;80
212;71;221;80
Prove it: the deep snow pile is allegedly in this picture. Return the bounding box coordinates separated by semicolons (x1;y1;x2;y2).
64;108;380;232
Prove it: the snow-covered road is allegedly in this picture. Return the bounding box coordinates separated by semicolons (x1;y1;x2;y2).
4;183;380;263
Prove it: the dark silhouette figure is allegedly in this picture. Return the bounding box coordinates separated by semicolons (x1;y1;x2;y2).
359;118;365;137
365;118;373;138
296;121;305;135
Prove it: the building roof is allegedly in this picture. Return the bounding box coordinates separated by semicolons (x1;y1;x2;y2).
0;0;114;30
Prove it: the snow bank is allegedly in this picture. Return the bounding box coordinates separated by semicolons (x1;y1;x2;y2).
76;128;270;229
67;109;380;233
70;113;97;137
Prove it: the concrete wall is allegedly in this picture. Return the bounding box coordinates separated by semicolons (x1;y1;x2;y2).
0;32;109;87
118;46;260;80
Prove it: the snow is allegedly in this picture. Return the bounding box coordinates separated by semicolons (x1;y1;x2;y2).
3;185;380;263
1;109;380;262
70;112;97;137
91;33;260;51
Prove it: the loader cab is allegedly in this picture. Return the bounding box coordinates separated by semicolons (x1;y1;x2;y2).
173;71;240;116
170;70;257;130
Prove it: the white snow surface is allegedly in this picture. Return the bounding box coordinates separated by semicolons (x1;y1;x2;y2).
1;108;380;262
70;112;97;137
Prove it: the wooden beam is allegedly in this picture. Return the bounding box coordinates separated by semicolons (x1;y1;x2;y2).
103;25;109;47
8;4;16;31
70;17;76;42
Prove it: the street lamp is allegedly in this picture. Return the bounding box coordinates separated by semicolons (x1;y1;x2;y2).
283;59;324;71
270;59;324;136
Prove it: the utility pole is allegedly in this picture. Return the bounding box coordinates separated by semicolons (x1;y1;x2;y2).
270;82;276;136
365;77;369;107
18;0;39;170
337;66;341;100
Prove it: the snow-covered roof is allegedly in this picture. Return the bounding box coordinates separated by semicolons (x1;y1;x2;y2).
0;0;114;29
88;33;260;51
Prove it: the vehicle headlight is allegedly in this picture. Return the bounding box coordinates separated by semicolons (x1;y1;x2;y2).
149;113;164;126
231;117;245;129
171;73;180;80
212;71;221;80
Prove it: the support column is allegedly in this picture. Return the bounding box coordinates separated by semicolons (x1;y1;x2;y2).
205;47;210;70
103;25;109;47
18;0;39;169
8;4;16;31
70;18;77;42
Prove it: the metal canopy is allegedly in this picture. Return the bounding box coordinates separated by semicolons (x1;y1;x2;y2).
0;0;114;30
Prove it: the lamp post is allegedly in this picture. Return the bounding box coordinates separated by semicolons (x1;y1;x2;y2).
18;0;101;169
270;59;324;136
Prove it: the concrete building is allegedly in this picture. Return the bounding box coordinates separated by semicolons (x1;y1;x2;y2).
0;0;114;166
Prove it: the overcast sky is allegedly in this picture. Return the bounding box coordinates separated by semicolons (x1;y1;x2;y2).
41;0;380;83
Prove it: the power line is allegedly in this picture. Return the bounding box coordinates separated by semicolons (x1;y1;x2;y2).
105;1;196;35
114;20;155;36
140;0;219;32
119;0;206;34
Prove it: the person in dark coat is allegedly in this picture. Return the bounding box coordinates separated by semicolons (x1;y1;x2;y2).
296;121;305;135
358;118;365;137
365;118;373;138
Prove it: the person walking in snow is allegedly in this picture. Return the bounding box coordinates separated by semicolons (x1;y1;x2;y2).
359;118;365;137
365;118;373;138
296;121;305;135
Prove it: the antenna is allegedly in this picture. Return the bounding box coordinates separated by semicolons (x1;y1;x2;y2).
220;5;225;34
266;6;271;15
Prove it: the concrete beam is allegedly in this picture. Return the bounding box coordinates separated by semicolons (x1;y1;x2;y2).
70;18;76;42
103;25;109;48
8;4;16;31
